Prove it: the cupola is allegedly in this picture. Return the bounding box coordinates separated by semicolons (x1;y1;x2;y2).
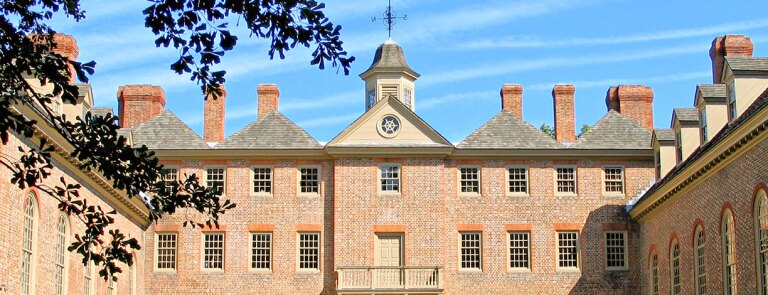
360;39;420;111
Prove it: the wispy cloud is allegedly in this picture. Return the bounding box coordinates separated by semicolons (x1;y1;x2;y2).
527;71;711;91
457;18;768;49
419;90;497;110
297;112;362;128
421;43;709;87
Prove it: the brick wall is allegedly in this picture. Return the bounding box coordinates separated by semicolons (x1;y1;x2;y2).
0;134;146;295
635;137;768;295
117;85;166;128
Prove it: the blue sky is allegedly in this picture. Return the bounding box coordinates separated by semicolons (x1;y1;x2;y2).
51;0;768;143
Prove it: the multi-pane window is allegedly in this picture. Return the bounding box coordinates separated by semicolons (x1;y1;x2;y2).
650;253;659;295
557;231;579;269
380;164;400;193
700;108;708;143
508;232;530;269
757;194;768;295
20;195;35;295
203;233;225;270
727;82;737;121
460;232;482;270
603;167;624;194
299;167;320;194
55;214;68;295
252;167;272;195
695;226;707;295
129;263;135;295
556;167;576;194
298;233;320;270
84;262;93;295
160;167;178;193
155;233;177;270
459;167;480;194
605;231;627;270
205;167;225;195
722;211;737;295
507;167;528;194
251;233;272;271
655;151;662;180
670;241;681;295
367;89;376;109
404;88;413;108
675;131;683;163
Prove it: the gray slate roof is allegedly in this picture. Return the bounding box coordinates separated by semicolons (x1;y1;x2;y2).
653;129;675;141
725;57;768;72
216;111;322;149
697;84;726;98
457;111;562;149
129;110;209;150
572;110;652;149
363;40;419;77
89;107;114;118
673;108;699;122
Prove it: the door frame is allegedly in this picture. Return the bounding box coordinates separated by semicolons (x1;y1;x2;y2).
374;233;405;267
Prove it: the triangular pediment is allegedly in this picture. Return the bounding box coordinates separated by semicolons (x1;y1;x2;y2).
327;95;452;149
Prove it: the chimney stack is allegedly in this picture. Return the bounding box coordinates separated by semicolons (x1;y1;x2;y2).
605;85;654;130
204;85;226;143
31;33;79;83
710;35;753;84
500;84;523;118
117;85;166;128
552;84;576;143
257;84;279;118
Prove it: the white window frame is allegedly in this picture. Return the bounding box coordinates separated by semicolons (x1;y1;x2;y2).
604;231;628;271
250;232;272;272
54;213;69;295
554;165;577;196
201;232;226;272
129;261;136;295
83;261;94;295
506;165;529;196
507;231;530;271
556;231;579;270
727;81;737;122
160;166;179;194
722;210;738;295
204;166;226;196
458;166;481;195
250;165;273;196
298;166;321;196
649;253;659;295
756;191;768;295
107;274;117;295
699;108;708;143
20;194;37;295
602;166;625;196
297;232;321;272
154;232;178;272
670;239;681;295
378;163;401;194
694;225;707;295
459;232;482;271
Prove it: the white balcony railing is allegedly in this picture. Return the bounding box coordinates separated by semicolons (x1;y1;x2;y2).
336;266;443;293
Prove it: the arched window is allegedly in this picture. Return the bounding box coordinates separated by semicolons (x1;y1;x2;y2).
649;252;659;295
755;189;768;294
722;209;737;295
20;194;37;295
83;261;93;295
694;225;706;295
54;214;69;295
670;239;681;295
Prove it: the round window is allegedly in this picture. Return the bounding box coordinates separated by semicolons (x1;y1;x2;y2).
378;115;401;138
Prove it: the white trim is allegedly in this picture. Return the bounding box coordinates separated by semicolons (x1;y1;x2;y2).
249;232;273;272
201;232;226;272
297;166;321;196
506;231;531;271
554;165;577;196
374;233;404;267
556;231;580;271
153;232;178;272
249;165;273;197
756;190;768;295
601;165;625;197
505;165;529;196
458;232;483;272
458;166;481;196
203;165;227;196
722;210;738;295
296;232;321;273
669;239;681;295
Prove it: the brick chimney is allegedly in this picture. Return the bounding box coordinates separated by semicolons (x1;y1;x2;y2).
204;85;226;143
117;85;166;128
605;85;654;131
257;84;279;118
552;84;576;143
710;35;753;84
500;84;523;118
31;33;79;83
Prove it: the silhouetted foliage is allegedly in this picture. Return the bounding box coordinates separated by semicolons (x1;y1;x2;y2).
540;123;554;138
0;0;352;281
578;124;591;138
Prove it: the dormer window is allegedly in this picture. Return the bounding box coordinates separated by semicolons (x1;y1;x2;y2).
699;108;708;143
675;130;683;164
727;82;737;122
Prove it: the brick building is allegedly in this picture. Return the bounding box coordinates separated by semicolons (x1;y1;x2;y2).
1;32;767;295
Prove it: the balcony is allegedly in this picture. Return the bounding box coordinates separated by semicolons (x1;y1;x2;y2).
336;266;443;294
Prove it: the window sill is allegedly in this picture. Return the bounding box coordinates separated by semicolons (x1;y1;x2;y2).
606;267;629;272
459;193;482;197
458;269;483;274
152;269;177;274
506;193;530;198
249;269;273;274
296;269;321;274
556;268;581;273
555;193;578;197
603;194;625;198
250;194;273;198
201;269;225;274
379;192;402;197
507;268;532;273
298;193;321;197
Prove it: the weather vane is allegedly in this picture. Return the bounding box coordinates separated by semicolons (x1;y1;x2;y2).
371;0;407;38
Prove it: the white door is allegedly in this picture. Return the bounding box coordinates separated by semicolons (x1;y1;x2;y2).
376;234;403;288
